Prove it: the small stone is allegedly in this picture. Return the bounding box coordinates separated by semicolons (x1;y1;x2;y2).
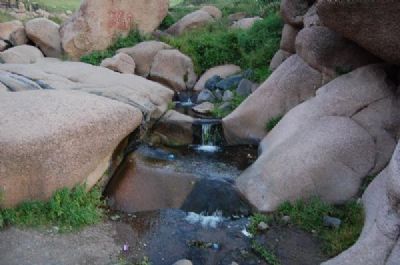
323;215;342;229
281;215;291;223
192;102;215;114
216;74;243;90
257;221;269;231
197;89;216;103
236;78;255;97
214;89;223;101
172;259;193;265
231;262;239;265
223;90;234;102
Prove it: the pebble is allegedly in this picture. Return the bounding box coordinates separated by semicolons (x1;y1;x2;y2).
257;221;269;231
323;215;342;229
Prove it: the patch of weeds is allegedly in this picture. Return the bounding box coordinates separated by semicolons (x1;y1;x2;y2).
248;213;272;235
136;256;151;265
252;241;281;265
159;13;176;30
167;101;177;110
211;92;247;118
48;15;64;25
0;10;14;23
277;197;364;257
265;115;283;131
81;30;146;65
0;185;104;232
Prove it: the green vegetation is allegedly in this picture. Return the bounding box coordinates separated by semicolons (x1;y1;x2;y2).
0;10;14;23
252;241;281;265
23;0;81;12
278;198;364;257
266;115;283;131
212;92;247;118
81;30;147;66
164;12;282;82
0;185;104;232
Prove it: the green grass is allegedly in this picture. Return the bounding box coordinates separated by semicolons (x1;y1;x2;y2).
277;198;364;257
212;92;247;118
0;10;14;23
252;241;281;265
0;185;104;232
266;115;283;131
25;0;81;12
81;30;147;66
163;12;282;82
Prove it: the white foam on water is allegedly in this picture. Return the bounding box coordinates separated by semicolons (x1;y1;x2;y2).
185;211;224;228
193;145;221;153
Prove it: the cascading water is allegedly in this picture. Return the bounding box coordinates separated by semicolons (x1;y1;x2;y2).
194;121;222;152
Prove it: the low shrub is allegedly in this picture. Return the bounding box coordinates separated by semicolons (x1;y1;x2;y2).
0;185;104;232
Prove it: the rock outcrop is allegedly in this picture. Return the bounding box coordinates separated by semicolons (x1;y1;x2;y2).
0;59;173;120
0;90;142;207
322;141;400;265
223;55;323;145
236;65;400;212
317;0;400;64
25;18;62;58
60;0;169;59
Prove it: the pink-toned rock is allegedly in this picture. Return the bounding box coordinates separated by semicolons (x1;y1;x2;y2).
60;0;169;59
223;55;322;145
295;26;380;78
25;18;62;58
280;24;300;53
194;64;241;91
200;5;222;19
0;90;142;207
269;49;292;71
0;20;27;45
166;10;214;36
100;53;136;74
192;102;214;114
150;49;197;91
231;17;262;30
0;40;8;52
280;0;313;27
117;41;171;77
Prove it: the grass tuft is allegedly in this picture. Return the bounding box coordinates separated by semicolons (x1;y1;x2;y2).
266;115;283;131
0;185;104;232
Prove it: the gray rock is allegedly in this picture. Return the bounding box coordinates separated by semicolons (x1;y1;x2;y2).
218;102;232;113
214;89;223;101
236;79;255;97
223;90;234;102
172;259;193;265
216;74;243;90
192;102;215;114
205;75;223;91
257;221;269;231
282;216;291;223
323;216;342;229
0;71;42;91
197;89;216;103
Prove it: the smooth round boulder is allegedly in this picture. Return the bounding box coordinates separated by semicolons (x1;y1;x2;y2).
317;0;400;64
194;64;241;91
60;0;169;59
25;18;62;58
150;49;197;91
280;0;313;27
0;20;27;45
295;26;380;77
269;49;292;71
280;24;299;53
166;10;214;36
0;45;44;64
223;55;322;145
0;90;142;207
100;53;136;74
117;41;171;77
200;5;222;19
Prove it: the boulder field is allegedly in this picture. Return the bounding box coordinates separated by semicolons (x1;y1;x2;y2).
0;59;173;207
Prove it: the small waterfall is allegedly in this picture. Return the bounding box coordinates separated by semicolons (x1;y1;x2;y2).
194;121;222;152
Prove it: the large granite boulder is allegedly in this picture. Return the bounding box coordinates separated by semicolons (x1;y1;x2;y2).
25;18;62;58
236;65;399;212
322;141;400;265
317;0;400;64
280;24;299;54
149;49;197;92
269;49;292;71
0;90;142;207
166;10;214;36
0;45;44;64
0;20;27;45
200;5;222;19
0;59;174;120
60;0;169;59
117;41;171;77
280;0;313;27
223;55;323;145
295;26;379;78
